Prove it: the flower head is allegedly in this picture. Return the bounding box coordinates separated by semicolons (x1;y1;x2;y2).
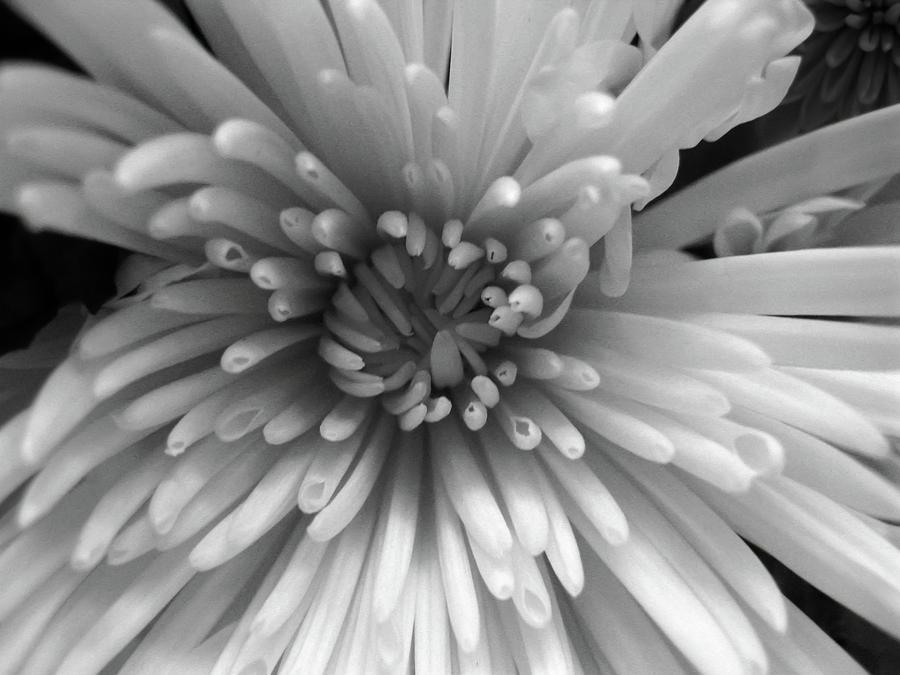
1;1;899;674
782;0;900;130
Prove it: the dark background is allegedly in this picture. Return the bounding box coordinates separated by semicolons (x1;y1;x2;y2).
0;4;120;353
1;2;898;671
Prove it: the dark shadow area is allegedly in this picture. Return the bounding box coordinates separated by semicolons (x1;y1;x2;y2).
0;5;120;351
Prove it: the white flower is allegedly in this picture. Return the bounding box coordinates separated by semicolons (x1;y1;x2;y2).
1;1;899;674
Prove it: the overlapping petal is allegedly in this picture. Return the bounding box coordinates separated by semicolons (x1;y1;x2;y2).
1;1;898;674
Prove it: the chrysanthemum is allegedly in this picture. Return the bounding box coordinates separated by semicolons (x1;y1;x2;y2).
781;0;900;131
1;0;899;673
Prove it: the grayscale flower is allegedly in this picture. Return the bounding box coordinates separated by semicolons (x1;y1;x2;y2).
1;2;898;675
783;0;900;130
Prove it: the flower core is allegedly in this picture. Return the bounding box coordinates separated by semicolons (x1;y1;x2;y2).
316;204;598;431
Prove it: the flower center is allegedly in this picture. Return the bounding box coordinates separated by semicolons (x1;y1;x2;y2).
248;159;641;435
318;210;545;431
842;0;900;50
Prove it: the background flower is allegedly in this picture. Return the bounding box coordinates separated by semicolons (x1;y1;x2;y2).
785;0;900;132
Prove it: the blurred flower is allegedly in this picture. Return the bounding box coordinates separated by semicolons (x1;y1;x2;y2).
779;0;900;132
2;1;900;674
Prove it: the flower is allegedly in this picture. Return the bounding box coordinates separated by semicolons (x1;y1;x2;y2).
1;1;899;674
780;0;900;131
